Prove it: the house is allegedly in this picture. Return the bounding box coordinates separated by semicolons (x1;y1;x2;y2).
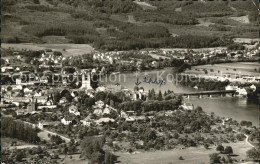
103;107;111;115
12;85;23;91
151;61;158;68
69;105;80;116
34;90;43;97
16;109;26;116
1;66;14;73
95;118;115;125
94;100;105;108
46;97;54;106
35;96;48;104
96;86;106;92
134;116;146;121
61;117;73;125
80;115;94;126
236;88;247;97
250;85;256;91
59;97;67;104
38;121;59;130
27;100;37;112
93;108;103;116
179;103;194;110
225;85;238;91
126;117;135;122
106;84;122;93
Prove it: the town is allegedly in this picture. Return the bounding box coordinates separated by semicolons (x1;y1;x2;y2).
1;42;260;163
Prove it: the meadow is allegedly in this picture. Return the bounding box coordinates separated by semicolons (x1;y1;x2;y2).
1;43;94;57
116;141;252;164
186;62;260;77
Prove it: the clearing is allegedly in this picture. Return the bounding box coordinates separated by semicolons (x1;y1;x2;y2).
117;140;252;164
229;15;250;24
1;43;95;57
133;1;157;10
185;62;260;77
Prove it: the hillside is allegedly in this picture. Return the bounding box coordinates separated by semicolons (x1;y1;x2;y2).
2;0;259;51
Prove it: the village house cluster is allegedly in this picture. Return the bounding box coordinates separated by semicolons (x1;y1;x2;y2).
1;43;259;131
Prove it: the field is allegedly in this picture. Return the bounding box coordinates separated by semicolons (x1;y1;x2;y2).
57;154;88;164
116;141;252;164
230;15;250;24
1;43;95;57
185;62;260;77
133;1;157;10
1;137;41;150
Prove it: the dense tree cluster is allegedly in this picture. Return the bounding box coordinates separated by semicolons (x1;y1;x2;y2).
113;108;215;151
118;97;182;113
227;43;245;50
2;117;40;143
80;136;117;164
240;120;253;127
246;148;260;160
134;12;198;25
23;23;99;39
177;75;230;91
95;91;129;108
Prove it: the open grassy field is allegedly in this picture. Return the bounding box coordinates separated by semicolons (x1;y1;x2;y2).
185;62;260;77
1;137;42;150
2;43;95;57
230;15;250;24
133;1;157;10
58;154;89;164
116;140;252;164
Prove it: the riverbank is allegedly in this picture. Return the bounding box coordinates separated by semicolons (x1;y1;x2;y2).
101;65;259;126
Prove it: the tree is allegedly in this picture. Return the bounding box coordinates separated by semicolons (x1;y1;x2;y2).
134;86;139;91
91;152;104;164
33;0;40;4
216;145;224;153
53;92;61;104
179;156;184;160
14;150;24;162
64;92;73;102
104;152;117;164
158;90;163;101
209;153;221;164
236;133;245;141
80;136;116;164
204;143;209;149
221;156;226;163
84;98;95;107
246;148;260;160
224;146;233;155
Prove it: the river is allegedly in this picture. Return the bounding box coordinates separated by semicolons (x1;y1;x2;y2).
100;68;259;126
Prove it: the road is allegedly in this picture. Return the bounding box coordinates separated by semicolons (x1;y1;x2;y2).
40;128;71;143
22;121;71;143
222;119;255;148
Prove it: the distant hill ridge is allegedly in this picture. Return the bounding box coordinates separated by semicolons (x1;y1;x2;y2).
2;0;258;51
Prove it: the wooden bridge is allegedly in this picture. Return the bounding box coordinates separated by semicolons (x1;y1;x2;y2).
176;90;237;98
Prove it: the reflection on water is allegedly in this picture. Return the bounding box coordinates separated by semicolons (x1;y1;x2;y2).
185;97;259;126
101;68;259;126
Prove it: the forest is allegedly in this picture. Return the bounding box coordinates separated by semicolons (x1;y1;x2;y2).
2;0;259;51
2;117;40;143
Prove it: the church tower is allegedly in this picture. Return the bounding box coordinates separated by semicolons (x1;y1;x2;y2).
81;71;92;90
